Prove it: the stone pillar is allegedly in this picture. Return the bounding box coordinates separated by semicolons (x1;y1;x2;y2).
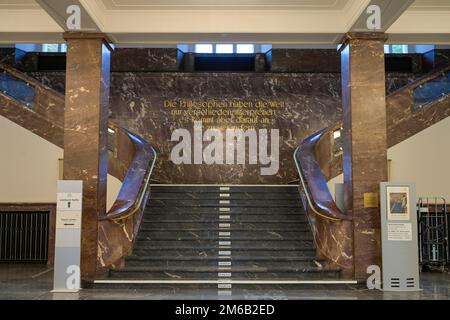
63;32;112;281
340;33;388;280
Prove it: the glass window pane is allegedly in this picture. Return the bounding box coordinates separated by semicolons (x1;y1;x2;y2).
391;45;406;54
0;71;36;108
43;44;59;52
413;71;450;111
195;44;213;54
236;44;254;54
216;44;233;54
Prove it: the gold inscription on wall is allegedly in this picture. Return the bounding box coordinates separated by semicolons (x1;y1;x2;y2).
164;99;285;130
364;192;379;208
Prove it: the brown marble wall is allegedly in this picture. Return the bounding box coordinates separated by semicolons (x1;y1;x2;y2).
435;49;450;67
109;72;342;184
270;49;424;74
0;48;15;65
27;71;423;98
423;49;450;71
27;70;421;97
3;46;425;185
63;33;112;280
341;33;388;280
270;49;341;73
111;48;182;72
21;68;421;185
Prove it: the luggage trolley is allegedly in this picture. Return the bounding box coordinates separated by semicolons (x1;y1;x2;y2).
417;197;449;272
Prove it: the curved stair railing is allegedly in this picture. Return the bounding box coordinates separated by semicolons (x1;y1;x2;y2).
0;62;157;272
294;126;354;275
98;126;157;269
294;62;450;277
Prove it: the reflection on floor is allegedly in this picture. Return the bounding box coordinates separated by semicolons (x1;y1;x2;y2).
0;264;449;300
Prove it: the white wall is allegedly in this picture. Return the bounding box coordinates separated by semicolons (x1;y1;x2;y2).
388;116;450;200
0;115;121;210
327;174;343;201
327;116;450;201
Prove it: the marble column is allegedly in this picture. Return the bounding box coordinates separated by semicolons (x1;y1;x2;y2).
340;33;388;281
63;32;112;281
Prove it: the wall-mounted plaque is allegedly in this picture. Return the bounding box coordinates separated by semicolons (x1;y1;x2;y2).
364;192;379;208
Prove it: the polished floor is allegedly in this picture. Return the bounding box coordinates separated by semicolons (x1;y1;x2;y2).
0;264;449;300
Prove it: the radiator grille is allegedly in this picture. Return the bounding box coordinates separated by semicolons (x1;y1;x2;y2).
0;211;49;262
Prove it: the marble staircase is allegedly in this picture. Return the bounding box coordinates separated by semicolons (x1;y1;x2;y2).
95;185;344;288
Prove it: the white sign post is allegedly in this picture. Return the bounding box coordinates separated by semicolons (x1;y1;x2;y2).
52;180;83;292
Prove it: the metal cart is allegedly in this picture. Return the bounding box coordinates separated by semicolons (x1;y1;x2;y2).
417;197;449;272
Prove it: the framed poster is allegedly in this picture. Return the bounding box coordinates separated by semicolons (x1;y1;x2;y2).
386;186;410;221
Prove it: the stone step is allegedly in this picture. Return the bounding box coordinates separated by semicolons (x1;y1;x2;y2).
136;230;313;241
100;184;339;284
133;239;314;248
148;199;302;207
92;282;356;291
150;185;298;194
131;247;317;258
109;266;340;280
140;222;310;230
136;229;312;241
142;213;307;221
150;192;299;200
145;207;305;214
124;257;324;268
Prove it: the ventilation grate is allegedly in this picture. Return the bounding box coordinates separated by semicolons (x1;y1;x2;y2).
0;211;49;262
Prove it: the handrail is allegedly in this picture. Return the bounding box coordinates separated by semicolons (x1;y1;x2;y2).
294;128;351;222
100;131;157;222
0;62;64;99
295;62;450;223
393;62;450;93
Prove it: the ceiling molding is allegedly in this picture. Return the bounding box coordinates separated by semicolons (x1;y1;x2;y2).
0;32;63;43
100;0;351;11
75;10;368;34
79;0;107;31
387;33;450;44
1;0;450;45
107;32;344;45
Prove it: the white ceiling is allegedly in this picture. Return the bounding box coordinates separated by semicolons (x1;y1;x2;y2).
0;0;449;45
100;0;350;10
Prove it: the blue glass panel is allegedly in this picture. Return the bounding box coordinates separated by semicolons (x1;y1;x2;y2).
0;70;35;108
413;71;450;111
